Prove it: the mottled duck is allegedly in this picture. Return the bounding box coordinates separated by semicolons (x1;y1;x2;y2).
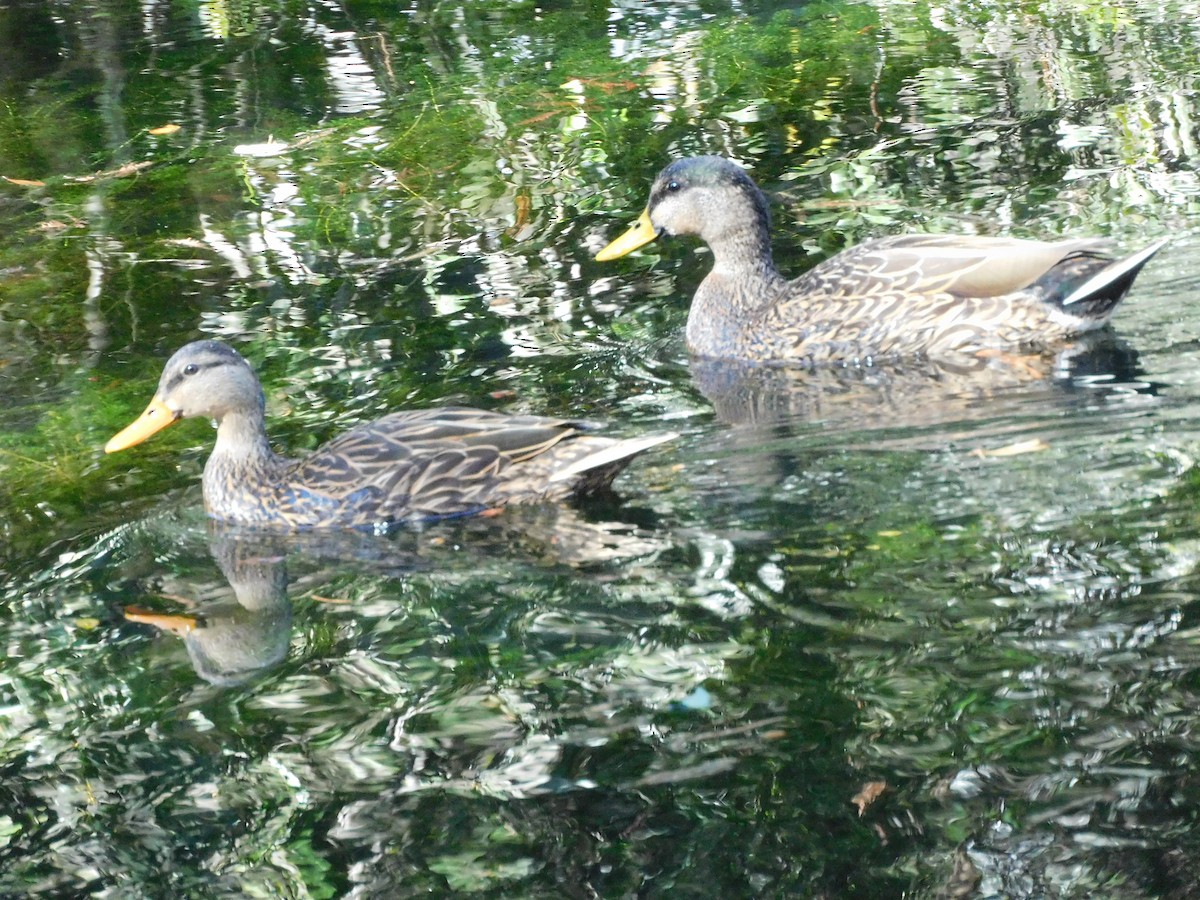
596;155;1165;364
104;341;674;529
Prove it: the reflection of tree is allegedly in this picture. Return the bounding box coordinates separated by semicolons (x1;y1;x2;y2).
5;0;1189;391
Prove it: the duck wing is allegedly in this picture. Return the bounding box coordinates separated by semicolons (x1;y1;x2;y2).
813;235;1109;299
280;408;671;524
777;235;1164;358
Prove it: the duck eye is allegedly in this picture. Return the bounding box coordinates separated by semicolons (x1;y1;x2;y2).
183;364;199;376
666;180;681;192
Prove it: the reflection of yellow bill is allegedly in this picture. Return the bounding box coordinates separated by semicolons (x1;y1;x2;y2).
595;209;660;261
105;397;179;453
124;607;198;636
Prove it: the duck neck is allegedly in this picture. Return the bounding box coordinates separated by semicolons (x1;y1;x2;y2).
708;225;784;289
687;216;788;358
202;411;285;520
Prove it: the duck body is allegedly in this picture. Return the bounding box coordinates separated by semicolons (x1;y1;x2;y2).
105;341;673;530
597;156;1165;364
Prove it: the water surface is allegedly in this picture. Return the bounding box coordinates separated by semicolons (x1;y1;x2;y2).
2;0;1200;895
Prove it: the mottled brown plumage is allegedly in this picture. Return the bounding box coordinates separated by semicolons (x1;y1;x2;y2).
104;341;674;529
596;156;1165;364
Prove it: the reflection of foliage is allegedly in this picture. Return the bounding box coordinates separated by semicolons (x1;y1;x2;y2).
699;4;887;147
0;359;190;563
0;0;1190;548
0;0;1191;564
1;2;1198;893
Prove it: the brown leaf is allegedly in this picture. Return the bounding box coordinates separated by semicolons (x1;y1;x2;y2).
147;123;181;135
2;176;46;187
515;107;570;126
937;846;982;899
514;191;532;228
564;76;638;93
851;780;887;816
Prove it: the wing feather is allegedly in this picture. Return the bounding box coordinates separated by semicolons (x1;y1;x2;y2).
269;406;665;525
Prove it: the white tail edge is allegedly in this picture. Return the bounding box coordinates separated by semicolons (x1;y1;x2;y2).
1062;238;1169;306
548;432;679;483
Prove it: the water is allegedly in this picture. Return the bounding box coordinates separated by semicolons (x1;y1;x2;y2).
2;0;1200;895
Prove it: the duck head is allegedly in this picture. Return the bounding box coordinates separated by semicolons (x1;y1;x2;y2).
595;155;771;261
105;341;265;453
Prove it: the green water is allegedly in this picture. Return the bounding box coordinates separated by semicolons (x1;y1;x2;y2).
2;0;1200;895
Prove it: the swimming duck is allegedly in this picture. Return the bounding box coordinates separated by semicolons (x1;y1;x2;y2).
104;340;674;529
596;155;1165;363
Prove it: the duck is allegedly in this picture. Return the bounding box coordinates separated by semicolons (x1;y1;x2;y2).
595;155;1166;364
104;340;675;529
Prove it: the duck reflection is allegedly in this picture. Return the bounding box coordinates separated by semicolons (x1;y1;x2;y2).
691;333;1153;433
124;529;292;686
122;501;669;685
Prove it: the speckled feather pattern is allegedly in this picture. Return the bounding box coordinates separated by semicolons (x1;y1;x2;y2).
690;234;1129;363
115;342;672;529
624;157;1163;364
209;407;634;527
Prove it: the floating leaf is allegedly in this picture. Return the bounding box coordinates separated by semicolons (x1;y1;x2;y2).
939;846;982;898
970;438;1050;459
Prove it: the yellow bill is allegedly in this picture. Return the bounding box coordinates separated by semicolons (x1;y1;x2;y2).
595;209;660;261
105;397;180;453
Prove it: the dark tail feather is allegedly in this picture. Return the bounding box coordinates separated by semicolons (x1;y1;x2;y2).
1059;238;1167;318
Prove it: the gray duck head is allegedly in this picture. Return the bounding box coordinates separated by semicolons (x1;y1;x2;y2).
596;155;772;260
105;340;266;453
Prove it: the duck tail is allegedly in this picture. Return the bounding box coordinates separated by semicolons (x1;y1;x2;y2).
1058;238;1167;317
548;431;678;493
